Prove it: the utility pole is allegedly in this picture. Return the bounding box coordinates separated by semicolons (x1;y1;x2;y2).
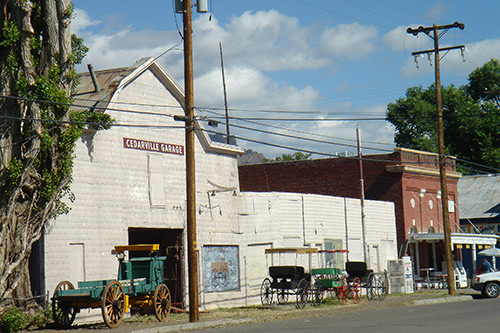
182;0;199;322
356;126;367;264
407;22;465;296
219;42;231;144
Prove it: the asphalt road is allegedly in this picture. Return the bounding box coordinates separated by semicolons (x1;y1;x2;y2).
203;295;500;333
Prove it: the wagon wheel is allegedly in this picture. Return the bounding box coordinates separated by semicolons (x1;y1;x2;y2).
101;280;125;328
366;272;375;302
337;276;348;305
154;283;171;322
295;278;309;309
312;281;323;306
260;278;273;306
377;272;389;301
52;280;77;329
351;277;362;304
277;288;288;304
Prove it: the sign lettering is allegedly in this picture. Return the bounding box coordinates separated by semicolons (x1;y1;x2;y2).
123;137;184;155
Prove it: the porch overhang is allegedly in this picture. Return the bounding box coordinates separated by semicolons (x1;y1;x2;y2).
408;232;498;246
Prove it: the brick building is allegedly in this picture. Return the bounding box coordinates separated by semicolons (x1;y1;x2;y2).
239;148;498;276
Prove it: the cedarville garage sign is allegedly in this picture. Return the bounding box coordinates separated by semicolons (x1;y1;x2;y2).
123;137;184;155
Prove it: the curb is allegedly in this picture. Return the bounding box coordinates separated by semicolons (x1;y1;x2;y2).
413;295;473;305
131;318;253;333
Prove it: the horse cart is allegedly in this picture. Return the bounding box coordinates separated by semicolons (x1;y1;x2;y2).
260;248;317;309
343;261;388;302
51;244;172;329
310;250;361;305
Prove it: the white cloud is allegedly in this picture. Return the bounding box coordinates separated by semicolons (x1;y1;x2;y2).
195;65;322;109
319;22;378;59
72;8;100;35
426;3;449;18
383;26;411;53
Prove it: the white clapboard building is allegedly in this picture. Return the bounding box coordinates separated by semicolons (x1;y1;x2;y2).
35;58;398;310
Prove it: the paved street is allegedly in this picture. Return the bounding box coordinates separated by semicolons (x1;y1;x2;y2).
203;294;500;333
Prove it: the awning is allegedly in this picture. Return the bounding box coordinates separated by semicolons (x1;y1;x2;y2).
408;232;498;246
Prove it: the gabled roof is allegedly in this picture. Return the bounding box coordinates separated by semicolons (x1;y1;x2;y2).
458;174;500;220
74;57;243;156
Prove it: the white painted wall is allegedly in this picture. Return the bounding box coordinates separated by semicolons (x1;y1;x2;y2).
42;60;398;312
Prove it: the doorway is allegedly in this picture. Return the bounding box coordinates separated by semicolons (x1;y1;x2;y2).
128;228;184;307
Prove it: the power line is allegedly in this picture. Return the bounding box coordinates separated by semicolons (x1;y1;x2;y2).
198;108;394;147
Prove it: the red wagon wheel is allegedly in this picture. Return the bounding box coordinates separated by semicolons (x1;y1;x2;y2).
352;277;362;304
154;283;171;322
337;276;348;305
101;280;125;328
52;280;77;329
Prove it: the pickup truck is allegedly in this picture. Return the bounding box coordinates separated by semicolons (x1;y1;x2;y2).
471;271;500;298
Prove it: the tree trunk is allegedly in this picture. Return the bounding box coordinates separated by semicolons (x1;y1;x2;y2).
0;0;74;304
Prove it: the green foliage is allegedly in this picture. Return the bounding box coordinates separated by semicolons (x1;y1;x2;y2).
71;34;89;65
386;59;500;174
0;20;21;47
263;152;312;163
1;307;28;333
26;307;52;329
468;59;500;106
6;158;23;186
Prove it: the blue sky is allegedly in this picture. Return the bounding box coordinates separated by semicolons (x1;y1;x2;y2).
71;0;500;158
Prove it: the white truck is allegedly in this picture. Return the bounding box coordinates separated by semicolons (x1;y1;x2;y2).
471;271;500;298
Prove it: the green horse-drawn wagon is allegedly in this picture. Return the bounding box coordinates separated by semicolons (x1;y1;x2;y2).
51;244;172;329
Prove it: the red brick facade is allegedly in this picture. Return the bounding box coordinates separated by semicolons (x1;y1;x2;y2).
239;148;461;255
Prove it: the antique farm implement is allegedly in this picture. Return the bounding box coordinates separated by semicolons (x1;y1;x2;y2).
51;244;171;329
260;247;317;309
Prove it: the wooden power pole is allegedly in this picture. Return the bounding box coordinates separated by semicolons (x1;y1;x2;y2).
182;0;199;322
407;22;465;296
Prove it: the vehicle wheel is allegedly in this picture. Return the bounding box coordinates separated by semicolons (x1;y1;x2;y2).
312;281;324;306
260;278;273;306
52;281;77;329
295;279;309;309
154;284;171;322
378;273;389;301
101;280;125;328
483;282;500;298
277;288;288;304
338;276;348;305
352;277;362;304
366;273;375;302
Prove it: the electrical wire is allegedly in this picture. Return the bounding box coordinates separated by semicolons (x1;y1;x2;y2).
198;108;394;148
200;116;392;153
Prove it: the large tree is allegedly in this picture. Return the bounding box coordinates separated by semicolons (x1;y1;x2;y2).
0;0;111;303
386;59;500;174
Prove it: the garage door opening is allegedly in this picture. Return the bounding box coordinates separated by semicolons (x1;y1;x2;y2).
128;228;184;308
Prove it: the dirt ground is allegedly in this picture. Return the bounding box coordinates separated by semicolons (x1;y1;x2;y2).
37;289;479;332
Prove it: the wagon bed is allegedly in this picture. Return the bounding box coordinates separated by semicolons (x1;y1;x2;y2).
51;244;172;329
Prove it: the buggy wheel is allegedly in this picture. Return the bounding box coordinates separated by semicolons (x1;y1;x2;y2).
377;273;389;301
154;284;171;322
338;276;348;305
312;281;323;306
260;278;273;306
101;280;125;328
352;277;362;304
366;272;375;301
295;278;309;309
277;289;288;304
52;280;77;329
